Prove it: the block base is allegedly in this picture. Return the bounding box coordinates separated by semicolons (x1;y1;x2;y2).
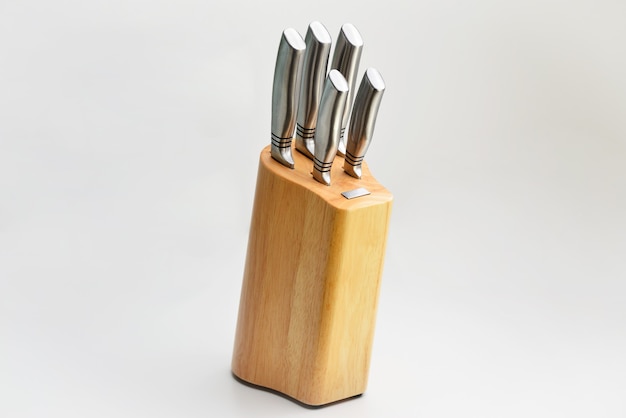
232;145;392;406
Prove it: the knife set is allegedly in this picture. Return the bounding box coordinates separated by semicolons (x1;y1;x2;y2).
232;22;393;406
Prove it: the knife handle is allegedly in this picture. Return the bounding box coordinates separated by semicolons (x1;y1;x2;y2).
330;23;363;156
295;21;332;160
312;70;349;186
344;68;386;179
271;28;306;168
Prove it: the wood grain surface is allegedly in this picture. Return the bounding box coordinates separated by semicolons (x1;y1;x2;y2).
232;145;393;406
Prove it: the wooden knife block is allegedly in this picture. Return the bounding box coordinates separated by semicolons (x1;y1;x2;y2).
232;145;392;406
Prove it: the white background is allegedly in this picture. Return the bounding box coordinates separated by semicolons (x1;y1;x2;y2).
1;1;625;416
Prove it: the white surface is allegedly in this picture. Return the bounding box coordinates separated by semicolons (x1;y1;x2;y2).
1;1;625;417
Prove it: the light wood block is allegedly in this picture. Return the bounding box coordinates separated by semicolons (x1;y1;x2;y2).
232;145;393;406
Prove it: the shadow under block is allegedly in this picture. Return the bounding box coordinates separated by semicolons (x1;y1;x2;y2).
232;145;393;406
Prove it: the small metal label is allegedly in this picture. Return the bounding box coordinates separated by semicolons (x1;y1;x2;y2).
341;187;371;200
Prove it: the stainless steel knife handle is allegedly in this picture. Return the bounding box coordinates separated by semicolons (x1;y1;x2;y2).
271;28;306;168
330;23;363;156
295;22;332;160
344;68;386;179
312;70;349;186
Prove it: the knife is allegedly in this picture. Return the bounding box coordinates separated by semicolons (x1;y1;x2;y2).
271;28;306;168
312;69;349;186
329;23;363;156
344;68;385;179
295;21;332;160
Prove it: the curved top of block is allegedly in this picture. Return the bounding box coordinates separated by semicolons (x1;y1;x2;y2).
259;145;393;211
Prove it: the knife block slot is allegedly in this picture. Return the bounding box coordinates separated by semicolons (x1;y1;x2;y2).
232;145;392;406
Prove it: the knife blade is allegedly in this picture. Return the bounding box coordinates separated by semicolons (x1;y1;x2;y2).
329;23;363;156
295;21;332;160
344;68;385;179
271;28;306;168
312;69;349;186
